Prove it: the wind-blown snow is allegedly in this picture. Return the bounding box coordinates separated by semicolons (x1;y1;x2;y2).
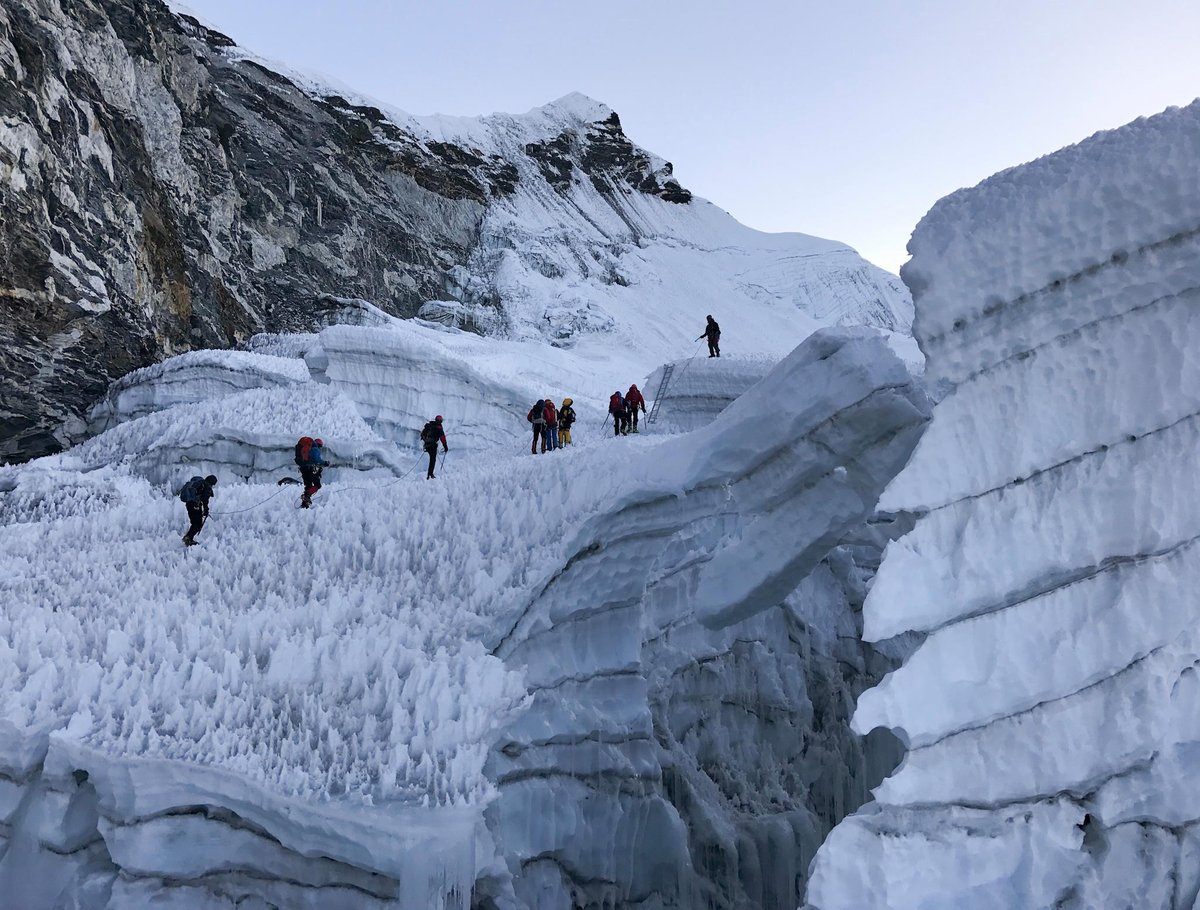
806;99;1200;910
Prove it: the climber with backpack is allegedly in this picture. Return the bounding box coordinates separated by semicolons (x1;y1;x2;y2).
558;398;576;446
626;384;646;433
294;436;325;508
421;416;448;479
543;399;559;451
608;391;626;437
527;399;546;454
178;474;218;546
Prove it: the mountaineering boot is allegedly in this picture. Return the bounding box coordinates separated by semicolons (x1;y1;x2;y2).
300;494;311;509
182;535;196;546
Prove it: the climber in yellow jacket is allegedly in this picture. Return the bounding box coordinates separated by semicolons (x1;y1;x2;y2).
558;398;576;445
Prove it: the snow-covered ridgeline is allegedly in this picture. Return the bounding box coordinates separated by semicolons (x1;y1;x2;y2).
807;100;1200;909
0;327;927;908
483;328;929;907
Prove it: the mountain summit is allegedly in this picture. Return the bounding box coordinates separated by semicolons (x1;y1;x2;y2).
0;0;911;462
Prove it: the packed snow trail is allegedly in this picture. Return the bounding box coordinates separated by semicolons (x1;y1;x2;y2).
806;100;1200;909
0;326;928;908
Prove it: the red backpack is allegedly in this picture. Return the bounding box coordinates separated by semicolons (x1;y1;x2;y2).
294;436;313;466
544;402;557;425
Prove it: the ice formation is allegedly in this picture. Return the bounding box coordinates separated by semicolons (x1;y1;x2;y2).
806;101;1200;909
0;326;928;908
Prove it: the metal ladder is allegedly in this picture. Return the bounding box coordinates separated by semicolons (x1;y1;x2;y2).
646;362;675;425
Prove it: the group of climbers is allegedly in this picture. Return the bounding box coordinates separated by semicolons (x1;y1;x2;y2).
526;397;576;453
176;315;722;542
607;384;646;437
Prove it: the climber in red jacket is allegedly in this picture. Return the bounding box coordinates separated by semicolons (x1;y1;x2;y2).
626;384;646;433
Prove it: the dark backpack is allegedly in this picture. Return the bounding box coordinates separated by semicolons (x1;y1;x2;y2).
295;436;313;467
528;400;545;423
609;393;623;414
421;421;441;447
178;476;204;503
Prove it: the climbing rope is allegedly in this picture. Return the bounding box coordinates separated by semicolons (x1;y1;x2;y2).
667;337;705;396
209;487;288;516
206;452;429;516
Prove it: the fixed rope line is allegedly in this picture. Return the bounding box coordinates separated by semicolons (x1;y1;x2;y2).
208;452;428;515
209;487;288;516
645;338;704;428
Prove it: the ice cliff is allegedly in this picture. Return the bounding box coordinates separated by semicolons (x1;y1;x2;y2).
0;325;929;908
806;101;1200;909
0;0;910;462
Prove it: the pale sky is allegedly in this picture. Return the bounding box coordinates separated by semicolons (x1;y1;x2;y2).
180;0;1200;274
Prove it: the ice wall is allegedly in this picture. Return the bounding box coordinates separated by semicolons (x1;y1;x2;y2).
640;355;778;436
482;328;930;908
806;100;1200;909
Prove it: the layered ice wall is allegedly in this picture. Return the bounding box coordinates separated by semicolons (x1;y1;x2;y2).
806;101;1200;909
483;328;930;908
640;356;778;435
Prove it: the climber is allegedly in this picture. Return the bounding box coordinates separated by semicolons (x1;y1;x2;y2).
558;398;576;446
527;399;546;454
543;399;559;451
608;391;626;437
178;474;217;546
698;315;721;357
295;436;325;508
626;384;646;433
421;416;448;479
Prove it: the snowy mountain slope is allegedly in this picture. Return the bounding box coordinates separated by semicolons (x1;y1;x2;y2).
0;326;928;909
806;100;1200;909
1;0;911;461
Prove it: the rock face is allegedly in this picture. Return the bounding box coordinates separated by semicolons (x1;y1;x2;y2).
0;0;911;463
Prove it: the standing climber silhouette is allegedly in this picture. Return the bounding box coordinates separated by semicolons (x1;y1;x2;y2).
527;399;546;454
608;391;626;437
698;315;721;357
559;398;576;446
421;416;448;479
543;399;559;451
295;436;325;508
178;474;217;546
626;384;646;433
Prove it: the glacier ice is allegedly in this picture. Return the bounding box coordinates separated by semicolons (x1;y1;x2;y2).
0;325;928;908
806;100;1200;909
